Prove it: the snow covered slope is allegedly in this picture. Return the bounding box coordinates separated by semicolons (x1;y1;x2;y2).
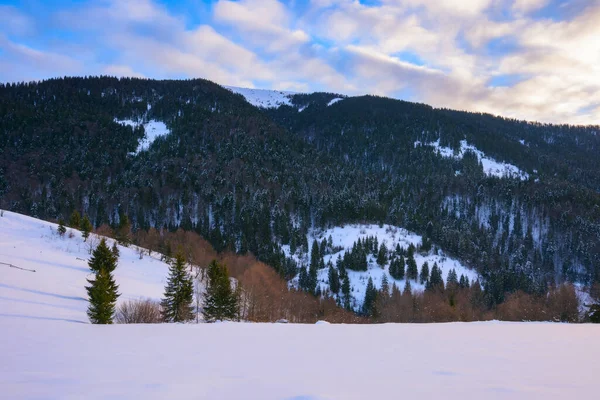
416;139;529;180
1;211;599;399
0;211;169;323
286;224;479;310
225;86;296;109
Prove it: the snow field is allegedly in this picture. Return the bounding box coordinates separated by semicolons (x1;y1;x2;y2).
287;224;479;309
416;139;529;180
114;118;170;153
0;211;170;324
1;319;598;399
225;86;296;109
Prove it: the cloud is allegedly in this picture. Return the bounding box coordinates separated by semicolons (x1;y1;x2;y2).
0;6;35;36
0;0;599;124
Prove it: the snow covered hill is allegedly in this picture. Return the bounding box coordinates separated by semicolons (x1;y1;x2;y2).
1;211;599;399
286;224;479;310
0;210;169;324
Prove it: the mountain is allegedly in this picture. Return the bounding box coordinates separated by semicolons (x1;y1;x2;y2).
1;76;599;314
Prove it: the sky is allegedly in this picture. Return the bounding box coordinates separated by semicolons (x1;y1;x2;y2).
1;0;599;125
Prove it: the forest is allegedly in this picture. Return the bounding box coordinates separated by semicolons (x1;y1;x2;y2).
1;76;599;321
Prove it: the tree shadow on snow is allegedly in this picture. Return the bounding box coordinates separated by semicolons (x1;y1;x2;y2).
0;313;87;324
0;283;86;302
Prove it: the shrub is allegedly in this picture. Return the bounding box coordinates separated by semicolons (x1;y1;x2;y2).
115;299;162;324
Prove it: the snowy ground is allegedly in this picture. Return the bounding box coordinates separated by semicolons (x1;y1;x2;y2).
225;86;296;109
416;139;529;180
1;211;599;399
114;118;170;153
0;211;169;324
286;224;479;309
1;319;598;399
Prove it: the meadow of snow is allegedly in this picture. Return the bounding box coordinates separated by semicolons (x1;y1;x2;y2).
225;86;296;109
1;211;599;399
0;211;169;324
286;224;479;310
415;139;529;180
2;319;598;399
114;118;170;153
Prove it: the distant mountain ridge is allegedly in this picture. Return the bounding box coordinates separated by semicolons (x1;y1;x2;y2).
1;76;599;310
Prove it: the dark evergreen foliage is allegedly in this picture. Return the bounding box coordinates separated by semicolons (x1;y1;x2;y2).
202;259;239;322
2;76;600;311
57;219;66;236
161;253;194;322
362;277;378;317
69;210;81;228
80;215;92;241
86;238;119;324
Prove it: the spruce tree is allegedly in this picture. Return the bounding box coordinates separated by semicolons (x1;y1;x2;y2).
362;277;378;317
427;262;444;292
328;264;340;294
202;259;239;322
589;304;600;323
111;241;120;259
69;210;81;228
377;243;388;267
57;219;66;236
86;238;119;324
80;215;92;241
420;262;430;284
406;253;418;281
447;268;458;287
403;278;412;296
342;274;350;299
161;253;194;322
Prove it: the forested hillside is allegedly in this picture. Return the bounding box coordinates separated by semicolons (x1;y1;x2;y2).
1;76;599;316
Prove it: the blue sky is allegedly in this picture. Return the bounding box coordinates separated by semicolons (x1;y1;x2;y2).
1;0;599;124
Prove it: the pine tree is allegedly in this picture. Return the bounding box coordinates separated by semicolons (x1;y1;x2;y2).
420;261;430;284
342;274;350;299
328;264;340;294
115;211;131;246
403;278;412;296
406;253;418;281
80;215;92;241
362;277;378;317
86;238;119;324
377;243;388;267
426;262;444;292
69;210;81;228
57;219;66;237
111;241;120;259
589;304;600;323
447;268;458;287
161;253;194;322
380;274;390;298
202;259;239;322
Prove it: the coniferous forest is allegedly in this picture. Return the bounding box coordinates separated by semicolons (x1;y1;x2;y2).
1;76;600;320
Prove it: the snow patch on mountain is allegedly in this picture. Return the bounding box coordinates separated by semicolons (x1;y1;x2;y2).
285;224;479;310
419;139;529;180
114;119;170;153
225;86;296;109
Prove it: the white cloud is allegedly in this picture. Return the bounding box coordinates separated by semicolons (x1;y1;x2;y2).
1;0;599;124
